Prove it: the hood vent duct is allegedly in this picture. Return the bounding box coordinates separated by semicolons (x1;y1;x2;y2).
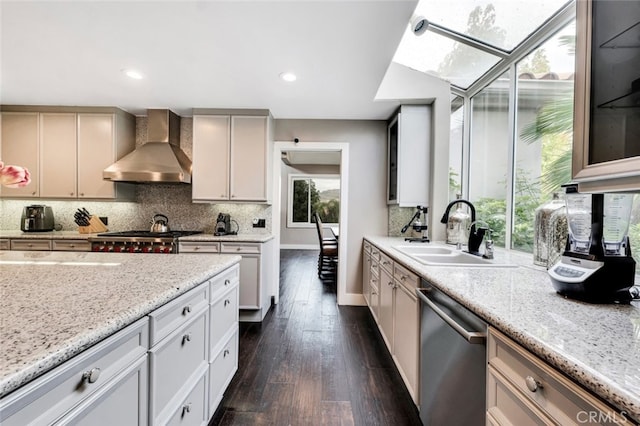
103;109;192;183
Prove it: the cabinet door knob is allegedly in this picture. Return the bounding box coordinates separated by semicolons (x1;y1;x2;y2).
182;333;192;344
223;349;230;358
32;191;36;195
82;367;101;383
388;281;394;286
70;192;74;196
224;279;231;286
80;193;84;197
182;305;192;315
224;299;231;307
525;376;542;392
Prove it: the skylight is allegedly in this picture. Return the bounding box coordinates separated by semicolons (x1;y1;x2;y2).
392;0;573;90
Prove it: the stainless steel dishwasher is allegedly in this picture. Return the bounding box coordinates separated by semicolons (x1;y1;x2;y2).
417;282;487;425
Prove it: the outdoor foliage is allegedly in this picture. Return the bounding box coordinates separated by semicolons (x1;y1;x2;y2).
292;178;340;224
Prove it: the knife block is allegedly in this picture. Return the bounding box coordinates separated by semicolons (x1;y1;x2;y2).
78;216;108;234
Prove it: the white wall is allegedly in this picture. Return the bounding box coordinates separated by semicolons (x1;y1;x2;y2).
279;162;340;247
274;120;388;295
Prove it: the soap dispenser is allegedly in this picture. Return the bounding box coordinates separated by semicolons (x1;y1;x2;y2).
446;194;471;245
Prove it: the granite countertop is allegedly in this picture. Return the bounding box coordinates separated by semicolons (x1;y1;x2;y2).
0;250;241;398
178;233;274;243
365;236;640;422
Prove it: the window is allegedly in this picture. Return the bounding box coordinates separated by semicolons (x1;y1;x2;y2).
469;71;511;248
513;25;575;252
449;96;464;200
287;175;340;227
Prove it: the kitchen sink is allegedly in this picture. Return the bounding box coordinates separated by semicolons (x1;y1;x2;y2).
393;244;516;268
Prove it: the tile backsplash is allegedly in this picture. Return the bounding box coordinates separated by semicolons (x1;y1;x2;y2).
0;116;271;234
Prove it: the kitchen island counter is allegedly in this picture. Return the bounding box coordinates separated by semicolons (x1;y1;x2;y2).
365;236;640;422
0;250;241;398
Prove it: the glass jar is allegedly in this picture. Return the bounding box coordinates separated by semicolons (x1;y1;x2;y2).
534;194;568;268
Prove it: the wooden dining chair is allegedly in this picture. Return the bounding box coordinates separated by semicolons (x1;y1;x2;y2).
313;212;338;279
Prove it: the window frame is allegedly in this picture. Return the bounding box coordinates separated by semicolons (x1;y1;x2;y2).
286;173;340;228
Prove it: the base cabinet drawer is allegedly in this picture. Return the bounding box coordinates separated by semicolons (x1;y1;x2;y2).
149;284;209;346
10;239;52;251
149;309;209;425
54;356;148;426
0;318;148;426
52;240;91;252
488;328;628;426
209;327;239;414
0;239;9;250
210;286;238;358
166;372;208;426
178;242;220;253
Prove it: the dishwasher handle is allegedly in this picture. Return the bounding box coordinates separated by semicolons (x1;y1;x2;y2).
419;290;486;344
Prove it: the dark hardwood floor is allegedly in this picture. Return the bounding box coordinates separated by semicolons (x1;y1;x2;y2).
210;249;422;426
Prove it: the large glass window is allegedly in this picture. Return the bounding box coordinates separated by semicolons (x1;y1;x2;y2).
513;25;575;252
469;72;511;248
287;175;340;227
449;96;464;200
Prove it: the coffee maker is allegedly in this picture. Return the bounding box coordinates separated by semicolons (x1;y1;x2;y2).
21;205;55;232
215;213;236;236
548;184;637;303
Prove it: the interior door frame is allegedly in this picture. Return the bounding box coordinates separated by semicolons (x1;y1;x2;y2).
271;141;350;305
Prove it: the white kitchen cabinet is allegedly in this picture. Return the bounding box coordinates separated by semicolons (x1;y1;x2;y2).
192;110;271;203
54;355;148;426
362;240;421;405
52;239;91;252
165;372;209;426
220;240;274;322
178;241;221;253
387;105;431;207
392;264;420;403
10;239;52;251
487;327;627;425
362;241;372;306
0;112;40;197
40;113;77;198
77;113;133;199
378;254;394;350
0;107;135;200
0;318;148;426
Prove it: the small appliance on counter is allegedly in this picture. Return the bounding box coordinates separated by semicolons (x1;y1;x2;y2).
215;213;238;236
21;205;55;232
548;184;637;303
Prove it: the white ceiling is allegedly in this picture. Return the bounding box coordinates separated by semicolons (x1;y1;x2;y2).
0;0;418;120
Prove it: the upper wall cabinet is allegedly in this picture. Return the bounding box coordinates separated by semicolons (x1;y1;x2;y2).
0;106;135;199
387;105;431;207
573;0;640;192
192;109;272;203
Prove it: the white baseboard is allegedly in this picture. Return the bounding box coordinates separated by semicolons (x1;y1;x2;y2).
338;293;366;306
280;244;318;250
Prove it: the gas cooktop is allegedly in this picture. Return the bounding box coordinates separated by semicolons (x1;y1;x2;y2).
96;230;202;238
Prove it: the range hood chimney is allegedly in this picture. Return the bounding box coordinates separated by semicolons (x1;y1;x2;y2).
103;109;192;183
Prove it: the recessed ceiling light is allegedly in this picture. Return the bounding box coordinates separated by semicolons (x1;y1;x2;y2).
122;69;144;80
279;72;297;82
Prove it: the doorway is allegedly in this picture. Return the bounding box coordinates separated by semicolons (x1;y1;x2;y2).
271;142;350;305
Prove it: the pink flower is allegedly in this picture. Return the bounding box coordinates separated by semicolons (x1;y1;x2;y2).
0;162;31;188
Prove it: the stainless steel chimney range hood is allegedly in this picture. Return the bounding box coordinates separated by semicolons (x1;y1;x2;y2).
103;109;192;183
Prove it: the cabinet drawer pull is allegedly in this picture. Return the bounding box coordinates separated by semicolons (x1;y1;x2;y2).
224;299;231;307
194;246;200;251
525;376;542;393
225;279;231;286
182;403;192;416
182;333;192;344
388;281;394;286
223;349;230;358
82;367;101;384
182;305;192;315
371;291;378;295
